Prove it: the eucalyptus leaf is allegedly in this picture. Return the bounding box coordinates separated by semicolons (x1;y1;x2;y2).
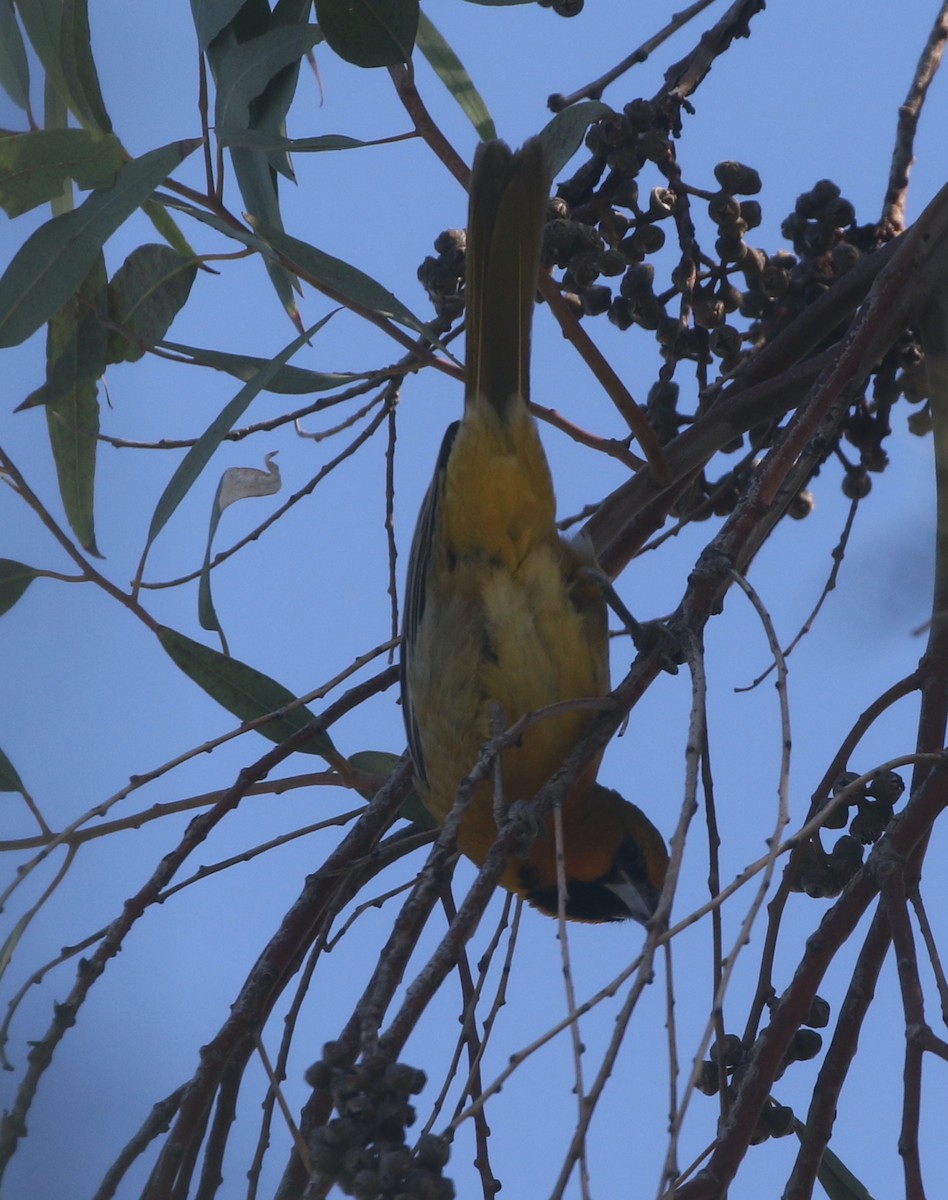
0;129;123;218
59;0;112;132
160;339;364;395
415;10;494;141
142;315;332;559
0;743;26;792
0;560;41;618
41;253;108;554
539;100;612;177
0;1;32;115
190;0;248;51
158;625;336;757
213;23;322;133
216;129;390;153
106;244;198;364
251;217;433;338
0;138;200;349
316;0;418;68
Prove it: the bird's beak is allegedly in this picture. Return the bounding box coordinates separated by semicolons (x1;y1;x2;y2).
604;878;661;926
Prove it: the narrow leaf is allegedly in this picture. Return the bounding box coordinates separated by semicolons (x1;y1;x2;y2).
59;0;112;132
213;23;322;133
0;1;32;115
316;0;418;67
190;0;247;51
17;0;72;121
142;315;331;557
540;100;612;177
157;626;336;756
0;129;123;218
0;138;200;349
0;911;32;988
0;743;26;792
42;252;108;553
106;244;198;364
348;748;410;806
160;338;363;394
792;1120;876;1200
142;197;199;260
216;129;393;153
251;217;433;337
415;10;494;141
0;560;42;617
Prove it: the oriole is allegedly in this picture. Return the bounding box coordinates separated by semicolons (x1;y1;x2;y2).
401;138;668;923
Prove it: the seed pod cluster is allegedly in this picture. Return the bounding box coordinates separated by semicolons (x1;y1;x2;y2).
697;1006;828;1142
789;768;904;898
416;104;931;521
306;1045;454;1199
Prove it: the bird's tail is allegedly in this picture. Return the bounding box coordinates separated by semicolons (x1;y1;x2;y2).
464;138;551;415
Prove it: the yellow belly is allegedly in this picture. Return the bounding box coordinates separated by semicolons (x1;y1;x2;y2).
407;530;609;865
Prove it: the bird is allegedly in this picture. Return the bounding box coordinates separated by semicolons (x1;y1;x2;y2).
400;137;668;923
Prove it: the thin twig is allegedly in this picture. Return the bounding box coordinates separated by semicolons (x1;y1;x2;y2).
881;2;948;234
548;0;719;111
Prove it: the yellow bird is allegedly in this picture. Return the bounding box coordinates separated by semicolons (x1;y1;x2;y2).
401;138;668;923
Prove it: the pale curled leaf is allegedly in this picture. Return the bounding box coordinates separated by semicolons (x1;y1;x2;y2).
142;314;333;560
198;452;282;634
218;451;282;512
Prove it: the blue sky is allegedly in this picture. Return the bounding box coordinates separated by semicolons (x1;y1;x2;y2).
2;3;948;1198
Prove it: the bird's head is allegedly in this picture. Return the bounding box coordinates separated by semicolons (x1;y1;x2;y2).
515;784;669;924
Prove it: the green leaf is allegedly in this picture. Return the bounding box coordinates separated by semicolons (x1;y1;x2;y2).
0;1;32;115
58;0;112;132
213;22;322;133
0;138;200;349
0;743;26;792
316;0;418;68
216;129;393;153
792;1120;875;1200
539;100;612;177
208;21;322;318
41;253;108;553
17;0;109;130
160;338;364;394
157;626;336;756
0;559;41;617
190;0;248;51
106;244;198;364
142;197;200;260
415;10;494;141
17;0;71;119
250;217;433;338
348;749;410;804
0;911;32;989
142;315;331;560
0;129;124;218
